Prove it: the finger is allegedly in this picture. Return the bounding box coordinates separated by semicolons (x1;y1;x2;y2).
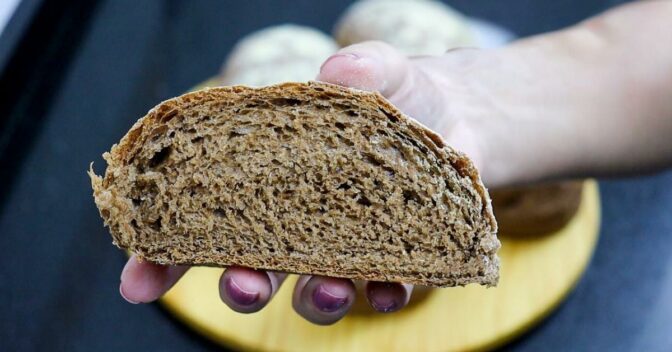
365;282;414;313
317;41;411;98
219;266;287;313
119;254;189;304
292;275;356;325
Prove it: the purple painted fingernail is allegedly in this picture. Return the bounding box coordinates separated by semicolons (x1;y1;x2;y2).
319;53;359;72
367;283;404;313
370;299;399;313
119;284;140;304
312;284;348;313
226;276;259;306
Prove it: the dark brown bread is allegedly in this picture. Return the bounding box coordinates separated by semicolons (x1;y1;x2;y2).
89;82;499;287
491;181;583;237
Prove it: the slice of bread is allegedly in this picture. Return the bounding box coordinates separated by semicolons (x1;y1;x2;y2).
89;82;499;287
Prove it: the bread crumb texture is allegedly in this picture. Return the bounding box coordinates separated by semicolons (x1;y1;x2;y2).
89;82;499;287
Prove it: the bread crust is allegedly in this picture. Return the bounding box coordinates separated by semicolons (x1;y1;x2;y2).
89;81;499;287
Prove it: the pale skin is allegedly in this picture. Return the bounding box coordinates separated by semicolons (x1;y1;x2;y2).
120;1;672;325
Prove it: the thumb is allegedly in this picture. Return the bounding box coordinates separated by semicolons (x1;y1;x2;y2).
318;43;495;185
316;41;412;99
316;41;442;130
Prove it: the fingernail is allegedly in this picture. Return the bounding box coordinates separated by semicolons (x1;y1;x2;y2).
319;53;359;73
120;257;134;281
312;284;348;313
226;276;260;306
119;283;140;304
367;283;404;313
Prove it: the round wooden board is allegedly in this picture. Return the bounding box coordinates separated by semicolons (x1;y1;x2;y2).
159;179;600;352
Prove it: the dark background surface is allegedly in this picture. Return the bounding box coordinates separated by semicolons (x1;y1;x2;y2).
3;0;672;351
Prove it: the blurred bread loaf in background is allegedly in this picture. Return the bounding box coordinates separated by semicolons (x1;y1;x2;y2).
220;24;338;86
491;182;583;237
334;0;475;55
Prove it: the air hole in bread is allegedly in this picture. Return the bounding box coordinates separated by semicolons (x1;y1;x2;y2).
148;146;171;168
380;108;398;123
376;129;389;136
270;98;302;107
395;131;428;155
364;153;383;167
437;246;448;257
157;109;178;123
337;135;355;147
333;103;353;111
229;131;244;139
401;238;414;254
280;190;295;199
150;218;161;231
149;126;168;142
337;182;351;191
357;195;372;207
282;238;295;253
236;209;251;225
403;189;423;205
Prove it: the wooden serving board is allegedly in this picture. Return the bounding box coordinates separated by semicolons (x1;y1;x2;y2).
158;81;601;351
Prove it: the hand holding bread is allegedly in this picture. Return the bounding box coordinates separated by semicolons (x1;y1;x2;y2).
103;43;503;324
102;0;672;327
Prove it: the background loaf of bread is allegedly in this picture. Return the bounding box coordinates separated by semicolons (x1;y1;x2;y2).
220;25;338;87
334;0;475;55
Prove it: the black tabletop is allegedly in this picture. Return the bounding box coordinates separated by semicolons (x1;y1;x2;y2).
5;0;672;351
